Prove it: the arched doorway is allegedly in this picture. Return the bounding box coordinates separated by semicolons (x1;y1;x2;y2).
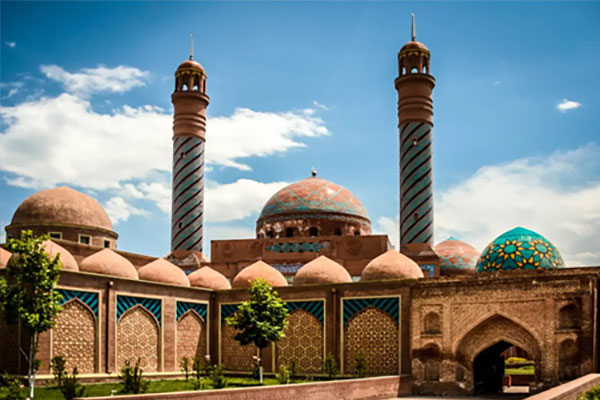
473;341;510;394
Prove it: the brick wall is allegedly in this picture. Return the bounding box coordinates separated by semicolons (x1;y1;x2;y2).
52;300;96;373
176;311;206;365
117;306;159;372
277;309;324;373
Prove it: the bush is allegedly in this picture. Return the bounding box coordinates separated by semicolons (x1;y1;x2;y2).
276;366;290;384
60;368;85;400
578;385;600;400
192;356;204;381
355;350;367;378
180;357;190;381
505;357;528;365
323;353;339;380
120;358;148;394
51;355;67;387
1;373;25;400
209;364;227;389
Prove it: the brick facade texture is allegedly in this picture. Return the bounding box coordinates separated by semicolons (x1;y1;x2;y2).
176;311;206;365
277;309;324;373
117;306;159;372
221;324;256;371
52;300;96;373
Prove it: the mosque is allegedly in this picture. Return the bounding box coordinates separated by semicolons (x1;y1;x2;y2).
1;19;598;396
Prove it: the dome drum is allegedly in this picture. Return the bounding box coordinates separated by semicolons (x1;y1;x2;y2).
257;214;371;239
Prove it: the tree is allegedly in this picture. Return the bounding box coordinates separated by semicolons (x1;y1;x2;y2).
0;230;63;399
225;278;289;384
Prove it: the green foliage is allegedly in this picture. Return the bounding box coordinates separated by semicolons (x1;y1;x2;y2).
59;368;85;400
355;350;367;378
51;355;67;387
225;279;289;351
288;359;299;380
192;356;204;381
323;353;339;380
191;377;204;391
578;384;600;400
209;364;227;389
505;357;528;365
0;373;25;400
180;357;190;381
0;230;63;398
276;366;290;384
120;359;148;394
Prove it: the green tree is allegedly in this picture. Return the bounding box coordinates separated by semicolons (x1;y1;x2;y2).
0;230;63;399
225;278;289;384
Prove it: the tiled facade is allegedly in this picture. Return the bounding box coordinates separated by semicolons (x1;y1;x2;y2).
276;309;324;373
52;300;96;373
117;306;159;372
177;311;206;364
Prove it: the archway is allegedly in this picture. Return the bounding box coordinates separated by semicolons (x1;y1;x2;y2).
473;341;510;394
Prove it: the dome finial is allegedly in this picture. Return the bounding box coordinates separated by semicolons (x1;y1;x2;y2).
411;13;416;42
311;166;317;177
189;33;194;60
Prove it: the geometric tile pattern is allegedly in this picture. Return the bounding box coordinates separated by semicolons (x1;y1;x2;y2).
343;297;399;326
220;304;240;324
476;227;565;272
177;311;206;365
259;176;369;221
117;306;159;372
285;300;324;324
277;309;323;373
116;295;161;325
57;289;99;317
176;301;207;321
399;122;433;245
221;323;256;371
435;236;479;273
171;136;205;253
344;307;399;375
52;300;96;373
267;242;326;253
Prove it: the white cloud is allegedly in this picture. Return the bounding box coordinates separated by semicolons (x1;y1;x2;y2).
205;224;257;242
557;99;581;113
104;197;148;224
5;42;16;48
312;100;329;111
40;65;150;96
374;215;399;250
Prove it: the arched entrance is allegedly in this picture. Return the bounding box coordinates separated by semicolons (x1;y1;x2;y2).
473;341;511;394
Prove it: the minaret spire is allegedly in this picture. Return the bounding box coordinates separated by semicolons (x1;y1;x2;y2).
411;13;416;41
189;34;194;60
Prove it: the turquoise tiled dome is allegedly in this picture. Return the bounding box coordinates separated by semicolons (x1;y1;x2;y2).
476;227;565;272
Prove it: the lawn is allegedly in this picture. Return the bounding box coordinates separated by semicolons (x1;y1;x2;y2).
505;365;535;375
1;377;282;399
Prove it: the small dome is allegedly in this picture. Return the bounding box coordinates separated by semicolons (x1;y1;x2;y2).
361;249;424;281
80;249;138;279
0;247;11;268
400;41;429;53
138;258;190;287
231;260;288;289
435;237;479;275
476;227;565;272
176;59;205;74
294;256;352;285
10;186;114;231
42;240;78;271
189;266;231;290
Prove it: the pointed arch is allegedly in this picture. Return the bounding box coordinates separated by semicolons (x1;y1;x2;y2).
53;299;97;373
117;305;159;372
177;309;207;365
277;309;324;374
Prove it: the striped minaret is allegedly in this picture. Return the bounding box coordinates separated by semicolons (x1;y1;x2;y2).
395;15;436;248
171;35;210;255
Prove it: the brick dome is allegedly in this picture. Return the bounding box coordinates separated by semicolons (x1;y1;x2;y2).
80;249;138;280
0;247;10;269
361;249;424;281
189;266;231;290
435;237;479;276
294;255;352;285
400;40;429;53
231;260;288;289
43;240;78;271
176;59;205;74
139;258;190;287
476;227;565;273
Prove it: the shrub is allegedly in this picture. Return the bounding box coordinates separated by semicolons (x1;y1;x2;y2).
120;358;148;394
191;376;204;391
180;357;190;381
505;357;528;365
323;353;339;380
578;385;600;400
51;355;67;387
60;368;85;400
289;359;299;380
209;364;227;389
355;350;367;378
251;355;261;380
1;373;25;400
192;356;204;381
276;365;290;384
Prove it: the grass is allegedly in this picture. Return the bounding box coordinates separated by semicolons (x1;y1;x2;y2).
505;365;535;375
0;377;283;399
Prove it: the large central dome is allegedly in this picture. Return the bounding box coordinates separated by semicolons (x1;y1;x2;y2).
256;176;371;238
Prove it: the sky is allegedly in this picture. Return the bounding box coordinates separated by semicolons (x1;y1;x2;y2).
1;1;599;266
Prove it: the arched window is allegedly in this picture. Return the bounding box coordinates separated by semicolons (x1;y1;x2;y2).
411;67;419;74
266;230;274;238
309;227;318;237
559;304;581;329
354;230;360;236
424;312;441;334
285;228;294;238
334;228;342;236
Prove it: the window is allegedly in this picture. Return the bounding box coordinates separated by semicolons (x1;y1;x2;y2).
104;240;111;248
78;235;91;245
334;228;342;236
309;227;318;237
267;230;274;238
354;230;360;236
285;228;294;238
48;232;62;240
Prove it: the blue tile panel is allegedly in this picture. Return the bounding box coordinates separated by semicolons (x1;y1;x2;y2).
267;242;326;253
420;264;436;278
399;122;433;245
285;301;324;325
343;297;399;327
116;295;161;325
476;227;565;272
57;289;99;317
220;304;240;325
177;301;207;321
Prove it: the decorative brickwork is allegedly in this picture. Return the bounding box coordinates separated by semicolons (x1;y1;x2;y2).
344;307;398;375
177;311;206;365
117;306;159;372
53;300;96;373
221;324;255;371
277;309;323;373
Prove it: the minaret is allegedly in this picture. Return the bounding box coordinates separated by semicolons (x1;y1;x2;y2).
395;14;435;248
170;35;209;257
